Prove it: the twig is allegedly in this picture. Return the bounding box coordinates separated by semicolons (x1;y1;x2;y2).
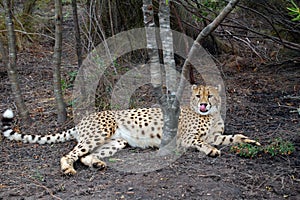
198;174;221;179
282;95;300;100
30;178;62;200
0;29;55;40
177;0;240;100
225;30;263;61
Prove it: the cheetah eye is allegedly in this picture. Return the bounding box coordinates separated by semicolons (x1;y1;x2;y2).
208;94;213;98
195;94;201;98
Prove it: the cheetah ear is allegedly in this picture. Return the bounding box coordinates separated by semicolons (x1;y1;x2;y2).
191;84;198;90
215;84;221;92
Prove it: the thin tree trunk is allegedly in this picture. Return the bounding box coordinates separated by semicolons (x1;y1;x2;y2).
157;0;180;151
3;0;31;124
53;0;67;123
71;0;83;67
142;0;162;89
159;0;177;92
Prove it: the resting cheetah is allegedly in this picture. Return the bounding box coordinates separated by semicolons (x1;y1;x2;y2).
2;85;260;175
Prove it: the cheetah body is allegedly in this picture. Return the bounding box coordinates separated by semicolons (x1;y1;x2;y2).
2;85;260;175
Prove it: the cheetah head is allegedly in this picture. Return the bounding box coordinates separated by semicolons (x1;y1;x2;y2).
190;85;221;115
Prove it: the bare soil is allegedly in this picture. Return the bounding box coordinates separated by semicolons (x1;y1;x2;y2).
0;41;300;200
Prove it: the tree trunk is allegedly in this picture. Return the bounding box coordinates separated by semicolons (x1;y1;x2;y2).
3;0;31;124
53;0;67;123
71;0;83;67
142;0;162;89
157;0;180;152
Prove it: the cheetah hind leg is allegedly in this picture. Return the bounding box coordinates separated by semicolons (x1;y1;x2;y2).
80;139;128;168
61;138;107;175
60;141;95;175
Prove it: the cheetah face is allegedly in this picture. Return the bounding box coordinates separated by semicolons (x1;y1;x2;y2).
190;85;221;115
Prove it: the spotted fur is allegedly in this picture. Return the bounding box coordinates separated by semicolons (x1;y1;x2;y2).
2;85;260;175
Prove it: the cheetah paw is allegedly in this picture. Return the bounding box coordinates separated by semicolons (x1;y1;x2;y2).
61;157;77;175
235;134;261;146
62;167;77;176
244;138;261;146
92;160;106;169
80;156;106;169
207;148;221;157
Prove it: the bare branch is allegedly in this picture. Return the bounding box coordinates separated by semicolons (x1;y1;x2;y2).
177;0;240;101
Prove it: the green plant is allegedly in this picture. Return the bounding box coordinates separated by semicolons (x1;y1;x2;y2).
264;138;295;156
32;170;45;182
191;0;228;23
231;137;295;158
230;143;260;158
61;71;78;93
287;0;300;21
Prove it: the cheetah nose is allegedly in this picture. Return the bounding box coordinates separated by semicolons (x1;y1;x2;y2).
200;103;207;112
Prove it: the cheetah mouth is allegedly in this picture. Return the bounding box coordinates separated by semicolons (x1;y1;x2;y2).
199;109;210;114
198;104;212;115
199;104;208;112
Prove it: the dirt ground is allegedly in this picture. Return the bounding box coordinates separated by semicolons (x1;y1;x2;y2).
1;41;300;199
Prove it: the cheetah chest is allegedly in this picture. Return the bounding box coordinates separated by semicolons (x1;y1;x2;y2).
178;108;213;140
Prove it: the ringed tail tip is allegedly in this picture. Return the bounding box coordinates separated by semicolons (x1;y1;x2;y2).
3;109;14;119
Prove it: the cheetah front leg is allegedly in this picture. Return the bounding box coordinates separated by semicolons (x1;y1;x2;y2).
80;138;127;168
209;133;261;146
179;136;221;157
206;119;260;146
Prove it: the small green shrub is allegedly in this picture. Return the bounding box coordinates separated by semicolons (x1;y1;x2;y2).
61;71;78;92
287;0;300;21
231;137;295;158
264;138;295;156
230;143;260;158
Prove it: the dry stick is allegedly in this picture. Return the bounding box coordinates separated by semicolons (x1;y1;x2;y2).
91;5;118;75
108;0;115;36
0;29;56;40
225;20;300;52
176;0;240;101
171;3;195;84
30;178;62;200
225;30;263;61
176;0;300;52
235;3;283;43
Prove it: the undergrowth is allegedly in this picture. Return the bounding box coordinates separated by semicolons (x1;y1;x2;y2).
230;137;295;158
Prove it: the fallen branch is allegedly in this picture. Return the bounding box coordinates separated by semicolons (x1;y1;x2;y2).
30;178;62;200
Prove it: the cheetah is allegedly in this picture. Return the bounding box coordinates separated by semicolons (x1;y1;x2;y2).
1;85;260;175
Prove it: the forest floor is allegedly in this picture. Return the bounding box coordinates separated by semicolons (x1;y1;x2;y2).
0;26;300;200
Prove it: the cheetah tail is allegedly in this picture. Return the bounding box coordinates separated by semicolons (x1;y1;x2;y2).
1;109;78;144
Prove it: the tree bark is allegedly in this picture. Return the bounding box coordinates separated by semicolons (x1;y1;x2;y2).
142;0;162;89
157;0;180;151
159;0;177;92
3;0;31;124
71;0;83;67
53;0;67;123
